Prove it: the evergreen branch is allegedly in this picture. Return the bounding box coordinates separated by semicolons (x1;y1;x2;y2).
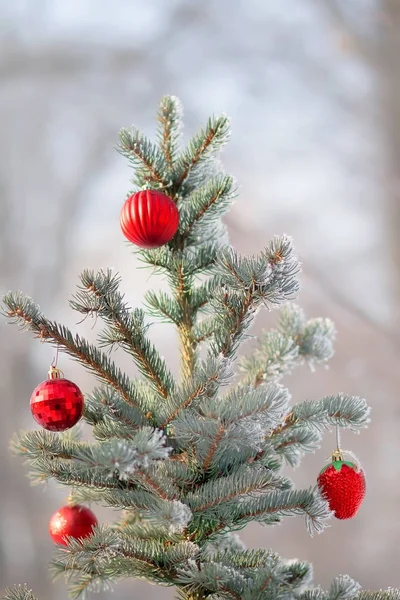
2;587;38;600
92;419;143;441
29;456;126;490
253;394;370;467
159;355;233;427
144;289;183;325
173;383;290;471
271;426;323;467
213;383;290;430
176;560;248;600
267;393;370;444
202;424;224;471
185;466;290;516
296;588;400;600
239;304;336;386
202;487;331;538
139;244;220;279
138;246;177;275
1;292;143;412
115;520;179;541
328;575;361;600
174;115;231;190
50;527;175;598
203;548;279;570
215;236;300;302
71;269;174;397
192;319;218;344
67;488;192;534
178;557;311;600
118;126;168;187
160;456;198;488
83;385;147;431
22;444;179;502
357;591;400;600
290;394;370;432
208;287;258;360
178;174;236;239
15;427;171;480
190;275;222;314
298;590;327;600
259;235;301;306
208;236;300;360
182;244;221;275
157;95;183;167
12;429;87;461
240;559;313;599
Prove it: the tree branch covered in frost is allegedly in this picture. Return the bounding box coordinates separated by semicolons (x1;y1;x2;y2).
2;587;38;600
239;304;336;386
204;235;300;361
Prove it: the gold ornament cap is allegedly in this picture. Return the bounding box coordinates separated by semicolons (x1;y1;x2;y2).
48;365;63;380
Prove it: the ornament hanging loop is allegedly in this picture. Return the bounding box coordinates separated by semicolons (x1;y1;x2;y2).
330;424;344;461
48;346;63;379
335;424;341;453
51;346;59;368
325;424;362;472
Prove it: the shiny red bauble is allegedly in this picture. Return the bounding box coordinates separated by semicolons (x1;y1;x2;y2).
30;369;84;432
49;504;98;545
317;460;366;520
120;190;179;248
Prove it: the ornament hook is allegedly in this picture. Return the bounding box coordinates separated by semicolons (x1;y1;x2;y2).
51;346;59;369
336;424;341;452
324;425;362;471
331;425;344;461
48;346;63;379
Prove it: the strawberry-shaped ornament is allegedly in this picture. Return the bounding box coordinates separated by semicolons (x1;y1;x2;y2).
317;448;366;520
120;189;179;248
30;364;84;432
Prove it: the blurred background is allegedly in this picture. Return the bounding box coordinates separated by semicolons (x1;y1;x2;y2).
1;0;399;598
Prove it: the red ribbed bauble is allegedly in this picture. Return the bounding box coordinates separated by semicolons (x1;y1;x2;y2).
49;504;98;545
317;460;366;519
120;190;179;248
30;367;84;432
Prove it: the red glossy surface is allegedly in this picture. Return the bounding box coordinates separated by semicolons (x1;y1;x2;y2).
30;378;84;431
317;461;366;519
49;505;98;545
120;190;179;248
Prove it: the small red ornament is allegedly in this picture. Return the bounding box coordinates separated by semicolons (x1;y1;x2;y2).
30;366;84;432
317;456;366;520
120;190;179;248
49;504;98;545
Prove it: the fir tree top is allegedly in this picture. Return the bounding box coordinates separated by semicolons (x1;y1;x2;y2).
2;96;395;600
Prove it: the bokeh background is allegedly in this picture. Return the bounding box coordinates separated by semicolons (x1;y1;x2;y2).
1;0;399;598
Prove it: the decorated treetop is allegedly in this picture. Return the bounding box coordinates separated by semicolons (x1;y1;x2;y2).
1;96;395;600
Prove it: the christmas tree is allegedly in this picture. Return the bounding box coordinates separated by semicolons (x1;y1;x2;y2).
2;96;398;600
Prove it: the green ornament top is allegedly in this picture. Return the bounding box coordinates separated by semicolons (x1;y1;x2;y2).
319;460;356;475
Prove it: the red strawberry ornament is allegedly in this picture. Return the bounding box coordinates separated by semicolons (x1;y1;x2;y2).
317;459;366;519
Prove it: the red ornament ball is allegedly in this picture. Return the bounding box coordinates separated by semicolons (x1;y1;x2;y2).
120;190;179;248
49;504;98;546
30;375;84;432
317;460;366;520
